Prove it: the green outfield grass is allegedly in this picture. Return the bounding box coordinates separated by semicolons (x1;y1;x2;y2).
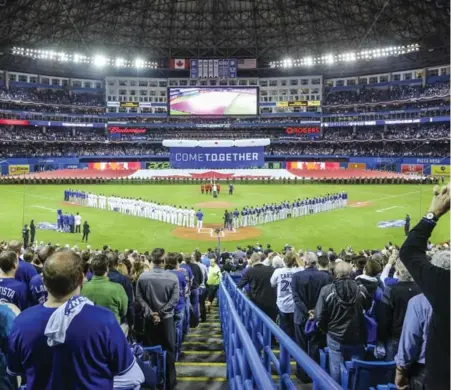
0;183;449;252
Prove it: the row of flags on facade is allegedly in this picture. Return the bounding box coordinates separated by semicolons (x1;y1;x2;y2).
169;58;257;70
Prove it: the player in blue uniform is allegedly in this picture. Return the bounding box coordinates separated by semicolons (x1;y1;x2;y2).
196;209;204;231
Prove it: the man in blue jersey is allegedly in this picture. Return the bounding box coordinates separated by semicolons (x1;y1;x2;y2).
0;251;28;310
8;240;37;288
29;245;56;306
7;250;144;389
196;209;204;232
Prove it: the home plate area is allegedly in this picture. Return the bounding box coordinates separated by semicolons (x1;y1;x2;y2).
197;227;237;237
172;223;261;241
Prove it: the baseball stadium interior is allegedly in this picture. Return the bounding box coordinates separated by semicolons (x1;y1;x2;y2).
0;0;449;390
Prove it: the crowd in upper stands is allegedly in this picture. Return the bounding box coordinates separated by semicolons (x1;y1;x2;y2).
0;185;449;390
323;82;450;106
0;139;448;158
0;88;104;107
0;123;448;144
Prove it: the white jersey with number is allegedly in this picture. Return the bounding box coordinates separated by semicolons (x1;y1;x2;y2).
270;267;303;313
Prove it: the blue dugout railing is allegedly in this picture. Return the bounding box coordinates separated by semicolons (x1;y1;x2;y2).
219;282;276;390
223;274;341;390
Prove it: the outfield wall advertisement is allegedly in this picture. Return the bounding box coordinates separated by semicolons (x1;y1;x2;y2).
169;147;264;169
8;165;30;175
431;165;450;176
287;162;340;170
88;162;141;171
401;164;424;175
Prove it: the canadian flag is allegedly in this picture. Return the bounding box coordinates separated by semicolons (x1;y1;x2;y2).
170;58;189;70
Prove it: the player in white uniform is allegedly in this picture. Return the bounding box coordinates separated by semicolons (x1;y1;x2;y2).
189;208;195;228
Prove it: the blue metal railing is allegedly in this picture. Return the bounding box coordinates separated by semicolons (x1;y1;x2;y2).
219;282;276;390
223;274;341;390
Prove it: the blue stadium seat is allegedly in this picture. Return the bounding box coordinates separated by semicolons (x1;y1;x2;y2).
340;359;396;390
143;346;167;390
319;347;329;372
369;385;397;390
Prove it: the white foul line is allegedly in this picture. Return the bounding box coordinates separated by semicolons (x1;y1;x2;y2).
376;205;402;213
30;205;57;212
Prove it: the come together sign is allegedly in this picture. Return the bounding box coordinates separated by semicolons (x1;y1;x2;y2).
170;146;264;169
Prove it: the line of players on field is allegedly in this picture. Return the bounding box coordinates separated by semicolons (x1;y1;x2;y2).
64;189;197;227
236;192;348;227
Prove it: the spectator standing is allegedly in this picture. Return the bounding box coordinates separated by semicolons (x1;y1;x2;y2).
179;255;193;335
21;225;29;249
205;257;221;312
74;212;82;233
237;252;277;321
165;253;187;350
106;252;135;329
314;262;371;383
270;252;301;339
8;240;37;287
81;254;128;329
355;258;382;297
399;185;450;390
291;252;332;381
135;248;179;390
395;250;449;389
194;251;208;322
29;246;55;305
29;220;35;245
0;252;28;310
377;260;420;360
7;251;144;389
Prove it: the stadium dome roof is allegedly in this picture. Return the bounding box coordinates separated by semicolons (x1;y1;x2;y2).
0;0;449;67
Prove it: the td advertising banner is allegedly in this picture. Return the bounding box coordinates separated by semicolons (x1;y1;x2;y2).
170;147;264;169
8;164;30;175
431;165;450;176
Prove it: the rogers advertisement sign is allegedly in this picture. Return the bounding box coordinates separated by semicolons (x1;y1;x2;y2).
401;164;423;175
109;126;146;134
286;127;321;135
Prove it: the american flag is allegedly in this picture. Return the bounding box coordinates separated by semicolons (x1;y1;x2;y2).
237;58;257;69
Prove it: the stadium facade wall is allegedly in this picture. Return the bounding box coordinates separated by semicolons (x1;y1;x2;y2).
1;156;449;176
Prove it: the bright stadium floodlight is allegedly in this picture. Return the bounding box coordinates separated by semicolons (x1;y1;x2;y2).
93;54;107;67
115;57;125;67
324;54;334;64
304;56;314;66
73;53;83;63
134;58;145;68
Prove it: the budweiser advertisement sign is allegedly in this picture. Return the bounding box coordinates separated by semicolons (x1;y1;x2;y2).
285;127;321;135
109;126;146;134
401;164;423;175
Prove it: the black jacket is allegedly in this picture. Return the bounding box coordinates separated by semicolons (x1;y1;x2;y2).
377;280;420;342
237;264;276;313
83;224;90;234
315;278;371;345
400;218;450;390
187;262;203;290
291;267;333;324
355;274;380;298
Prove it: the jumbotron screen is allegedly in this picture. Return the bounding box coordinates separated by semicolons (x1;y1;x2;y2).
169;87;258;116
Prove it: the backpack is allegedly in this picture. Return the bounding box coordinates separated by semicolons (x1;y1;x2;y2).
364;286;383;344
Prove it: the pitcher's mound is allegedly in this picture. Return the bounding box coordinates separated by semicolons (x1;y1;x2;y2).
172;223;261;242
195;201;235;209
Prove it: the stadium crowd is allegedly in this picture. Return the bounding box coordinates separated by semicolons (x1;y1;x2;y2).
324;82;450;106
0;185;449;390
0;139;448;158
0;123;448;143
0;88;104;107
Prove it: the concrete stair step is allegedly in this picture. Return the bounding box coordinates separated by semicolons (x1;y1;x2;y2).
183;341;224;351
175;362;227;378
175;377;227;390
178;350;226;363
